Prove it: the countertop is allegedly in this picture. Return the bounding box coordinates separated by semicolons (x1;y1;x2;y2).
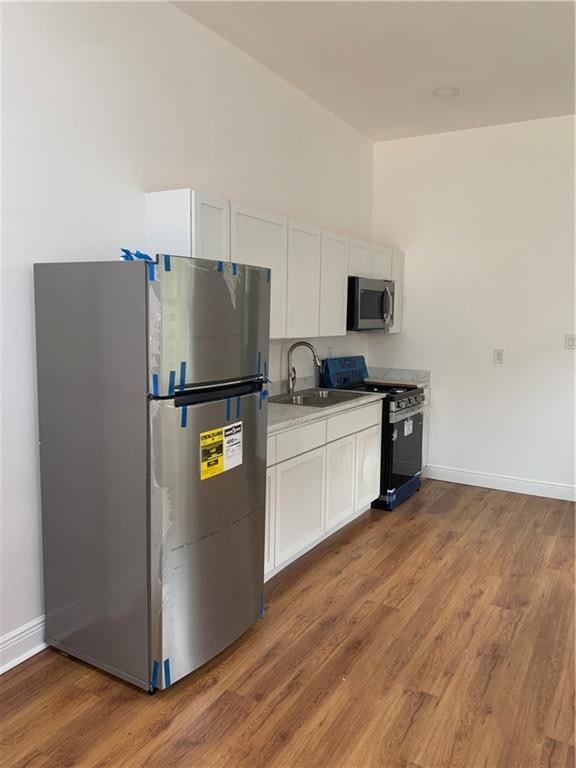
267;391;385;435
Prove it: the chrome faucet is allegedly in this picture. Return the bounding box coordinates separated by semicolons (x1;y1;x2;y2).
287;341;321;395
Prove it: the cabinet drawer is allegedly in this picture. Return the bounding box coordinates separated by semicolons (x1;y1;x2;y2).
327;402;381;443
266;436;277;467
276;420;327;463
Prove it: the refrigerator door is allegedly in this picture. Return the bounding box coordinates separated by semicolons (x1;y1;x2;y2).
149;255;271;396
149;389;267;688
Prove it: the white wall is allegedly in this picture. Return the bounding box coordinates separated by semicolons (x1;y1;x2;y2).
0;2;372;661
371;116;575;494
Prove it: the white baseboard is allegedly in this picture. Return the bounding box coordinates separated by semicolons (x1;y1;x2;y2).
0;615;46;674
423;464;576;502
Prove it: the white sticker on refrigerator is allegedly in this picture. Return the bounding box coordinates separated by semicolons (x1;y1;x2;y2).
404;418;413;437
224;422;243;470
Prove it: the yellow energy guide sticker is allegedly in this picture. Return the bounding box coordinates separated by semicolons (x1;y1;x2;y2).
200;427;224;480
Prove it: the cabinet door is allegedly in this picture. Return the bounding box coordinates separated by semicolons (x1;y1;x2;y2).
275;447;326;566
325;435;356;533
265;467;276;577
390;249;405;334
355;425;382;511
372;244;393;279
230;203;288;339
287;221;321;338
191;191;230;262
348;239;372;277
145;188;191;257
319;231;348;337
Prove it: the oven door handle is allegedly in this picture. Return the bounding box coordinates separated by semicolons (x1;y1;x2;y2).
389;405;424;423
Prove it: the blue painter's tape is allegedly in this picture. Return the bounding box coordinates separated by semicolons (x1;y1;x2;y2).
217;261;223;272
152;373;159;396
179;361;186;391
164;659;171;688
135;250;153;261
257;351;262;376
180;406;188;429
226;399;231;421
121;248;134;261
259;592;264;618
147;262;156;281
236;397;240;419
168;370;176;396
258;389;269;410
164;254;171;272
151;660;159;689
232;262;238;276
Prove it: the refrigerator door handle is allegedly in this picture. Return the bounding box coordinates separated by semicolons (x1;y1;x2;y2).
174;379;264;408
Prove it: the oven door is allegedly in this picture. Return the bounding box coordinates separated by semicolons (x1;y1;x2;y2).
347;277;395;331
389;409;423;488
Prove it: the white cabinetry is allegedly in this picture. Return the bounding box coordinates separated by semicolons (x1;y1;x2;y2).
230;203;288;339
348;239;372;276
390;249;405;334
287;221;321;338
265;467;276;575
145;189;230;262
372;244;393;279
265;402;382;580
355;425;382;510
325;435;356;533
319;231;348;337
275;447;326;567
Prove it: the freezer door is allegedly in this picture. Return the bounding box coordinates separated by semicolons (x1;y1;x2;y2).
149;390;267;688
149;255;270;396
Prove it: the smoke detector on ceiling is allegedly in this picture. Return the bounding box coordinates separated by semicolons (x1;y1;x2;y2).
432;86;460;98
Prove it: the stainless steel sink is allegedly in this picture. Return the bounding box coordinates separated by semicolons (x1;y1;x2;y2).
268;388;368;408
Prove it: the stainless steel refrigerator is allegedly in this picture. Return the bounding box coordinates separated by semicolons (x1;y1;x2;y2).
34;254;270;691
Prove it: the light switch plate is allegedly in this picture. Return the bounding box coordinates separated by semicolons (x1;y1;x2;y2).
493;348;504;364
565;334;576;350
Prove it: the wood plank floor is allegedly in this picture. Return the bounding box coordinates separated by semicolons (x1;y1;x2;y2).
1;480;574;768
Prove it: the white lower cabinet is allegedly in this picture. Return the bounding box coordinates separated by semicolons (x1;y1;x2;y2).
354;425;382;510
264;467;276;576
275;447;326;568
325;435;356;533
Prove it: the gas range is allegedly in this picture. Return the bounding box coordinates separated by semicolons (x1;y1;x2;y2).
351;382;425;414
321;356;425;417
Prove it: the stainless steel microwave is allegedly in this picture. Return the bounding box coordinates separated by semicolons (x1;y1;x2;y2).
347;277;395;331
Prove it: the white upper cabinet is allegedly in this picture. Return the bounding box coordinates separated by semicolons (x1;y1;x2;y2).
319;231;348;337
191;191;230;262
144;189;230;262
287;221;321;339
230;203;288;339
145;188;191;258
372;244;393;280
390;249;405;334
348;239;372;276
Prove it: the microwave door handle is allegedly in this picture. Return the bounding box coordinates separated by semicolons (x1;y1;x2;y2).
381;290;390;324
387;286;394;326
383;286;393;325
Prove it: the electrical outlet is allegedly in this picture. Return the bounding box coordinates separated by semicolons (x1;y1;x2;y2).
493;349;504;364
565;334;576;350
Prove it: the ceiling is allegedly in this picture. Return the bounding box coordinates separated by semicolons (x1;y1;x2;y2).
174;1;575;141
